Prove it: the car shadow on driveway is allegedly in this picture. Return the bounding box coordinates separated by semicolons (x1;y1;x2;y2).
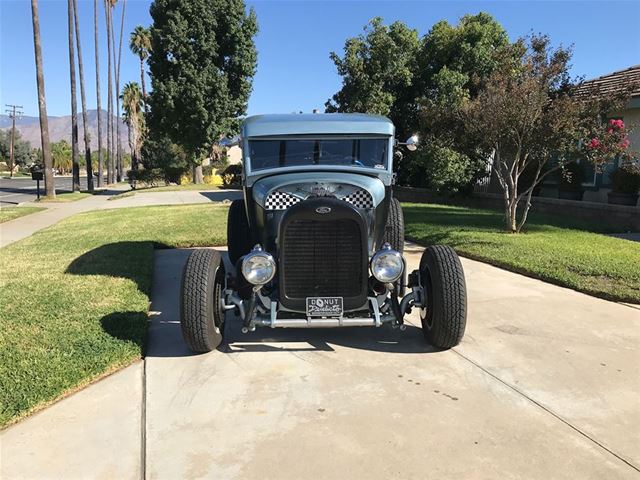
221;317;438;355
198;190;243;202
147;248;441;358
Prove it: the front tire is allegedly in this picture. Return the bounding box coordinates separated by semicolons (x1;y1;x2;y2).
419;245;467;349
382;197;405;296
382;197;404;253
181;249;226;353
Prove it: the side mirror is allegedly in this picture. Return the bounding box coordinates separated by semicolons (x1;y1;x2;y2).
404;134;419;151
219;135;241;148
396;134;419;151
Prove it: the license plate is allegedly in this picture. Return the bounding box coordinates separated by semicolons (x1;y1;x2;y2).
306;297;343;317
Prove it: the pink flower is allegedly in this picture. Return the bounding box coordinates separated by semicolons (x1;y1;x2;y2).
588;138;601;149
607;128;613;134
620;139;630;149
609;119;625;130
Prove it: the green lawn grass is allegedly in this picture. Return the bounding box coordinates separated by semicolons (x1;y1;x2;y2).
0;172;31;179
0;204;228;427
0;206;46;223
38;192;92;203
403;203;640;303
108;183;219;201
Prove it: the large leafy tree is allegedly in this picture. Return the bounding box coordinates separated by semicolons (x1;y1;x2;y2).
410;13;512;191
326;14;512;192
148;0;258;183
0;130;33;168
325;17;421;139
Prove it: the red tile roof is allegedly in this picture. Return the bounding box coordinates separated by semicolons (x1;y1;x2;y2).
574;65;640;98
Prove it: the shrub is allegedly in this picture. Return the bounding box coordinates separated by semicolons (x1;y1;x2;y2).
559;162;585;192
611;163;640;194
140;135;189;183
127;168;166;189
221;164;242;188
402;142;479;194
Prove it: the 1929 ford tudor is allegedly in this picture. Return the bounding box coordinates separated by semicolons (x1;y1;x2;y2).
180;114;467;353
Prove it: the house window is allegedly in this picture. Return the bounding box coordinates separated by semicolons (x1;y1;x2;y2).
579;159;597;187
600;116;624;187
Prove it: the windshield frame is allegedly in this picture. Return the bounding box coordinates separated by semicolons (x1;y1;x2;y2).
243;134;394;177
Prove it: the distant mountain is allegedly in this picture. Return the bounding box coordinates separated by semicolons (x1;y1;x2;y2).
0;109;130;153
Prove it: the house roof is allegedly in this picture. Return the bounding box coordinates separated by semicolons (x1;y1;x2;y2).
241;113;395;137
574;65;640;99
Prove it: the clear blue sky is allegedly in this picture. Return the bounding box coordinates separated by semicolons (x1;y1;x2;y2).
1;0;639;118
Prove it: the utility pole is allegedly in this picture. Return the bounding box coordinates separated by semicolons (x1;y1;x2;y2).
5;104;23;178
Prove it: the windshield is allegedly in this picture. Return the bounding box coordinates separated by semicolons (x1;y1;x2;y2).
248;138;389;171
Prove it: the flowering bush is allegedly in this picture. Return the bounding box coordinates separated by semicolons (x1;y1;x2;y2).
582;119;633;167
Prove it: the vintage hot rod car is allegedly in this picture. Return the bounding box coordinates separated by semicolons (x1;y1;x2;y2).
180;114;467;352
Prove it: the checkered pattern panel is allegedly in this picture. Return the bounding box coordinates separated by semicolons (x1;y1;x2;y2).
265;191;301;210
342;189;374;209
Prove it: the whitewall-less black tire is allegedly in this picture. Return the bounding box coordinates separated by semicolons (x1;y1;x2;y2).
419;245;467;349
181;249;226;353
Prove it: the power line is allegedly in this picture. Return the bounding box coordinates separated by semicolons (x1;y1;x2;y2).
4;104;24;179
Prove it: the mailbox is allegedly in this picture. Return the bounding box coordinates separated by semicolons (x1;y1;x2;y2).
31;171;44;181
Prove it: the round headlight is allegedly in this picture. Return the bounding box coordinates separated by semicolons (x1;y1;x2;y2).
370;245;403;283
242;247;276;285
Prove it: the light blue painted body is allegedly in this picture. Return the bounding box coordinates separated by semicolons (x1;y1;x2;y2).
242;113;395;137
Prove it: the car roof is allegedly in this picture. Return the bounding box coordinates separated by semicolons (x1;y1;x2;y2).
242;113;395;138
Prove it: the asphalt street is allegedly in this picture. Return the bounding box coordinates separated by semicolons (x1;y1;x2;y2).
0;176;104;205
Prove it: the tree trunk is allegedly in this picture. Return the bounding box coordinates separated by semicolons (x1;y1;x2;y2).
507;200;518;233
67;0;80;192
30;0;55;198
114;0;126;182
94;0;103;187
140;57;148;116
104;0;112;184
193;164;204;184
109;3;117;183
73;0;93;192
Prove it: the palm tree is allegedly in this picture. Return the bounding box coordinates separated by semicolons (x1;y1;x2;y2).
67;0;80;191
120;82;143;170
72;0;93;191
30;0;55;198
129;26;151;115
114;0;126;182
104;0;113;183
94;0;103;187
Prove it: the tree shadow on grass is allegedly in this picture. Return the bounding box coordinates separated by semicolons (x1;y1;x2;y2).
65;241;168;350
65;241;169;296
100;311;147;348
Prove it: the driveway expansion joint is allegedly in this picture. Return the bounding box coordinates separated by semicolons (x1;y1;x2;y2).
452;348;640;473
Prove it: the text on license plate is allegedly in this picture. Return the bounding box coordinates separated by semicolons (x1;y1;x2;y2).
306;297;343;317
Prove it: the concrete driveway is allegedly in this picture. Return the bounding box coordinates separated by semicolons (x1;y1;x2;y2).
2;245;639;479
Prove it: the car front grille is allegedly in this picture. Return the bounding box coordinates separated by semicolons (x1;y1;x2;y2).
281;218;365;299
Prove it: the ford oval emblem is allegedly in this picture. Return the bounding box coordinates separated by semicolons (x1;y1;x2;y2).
315;206;331;214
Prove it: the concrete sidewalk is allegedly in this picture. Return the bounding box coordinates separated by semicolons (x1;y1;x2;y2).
2;245;638;479
0;189;241;248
